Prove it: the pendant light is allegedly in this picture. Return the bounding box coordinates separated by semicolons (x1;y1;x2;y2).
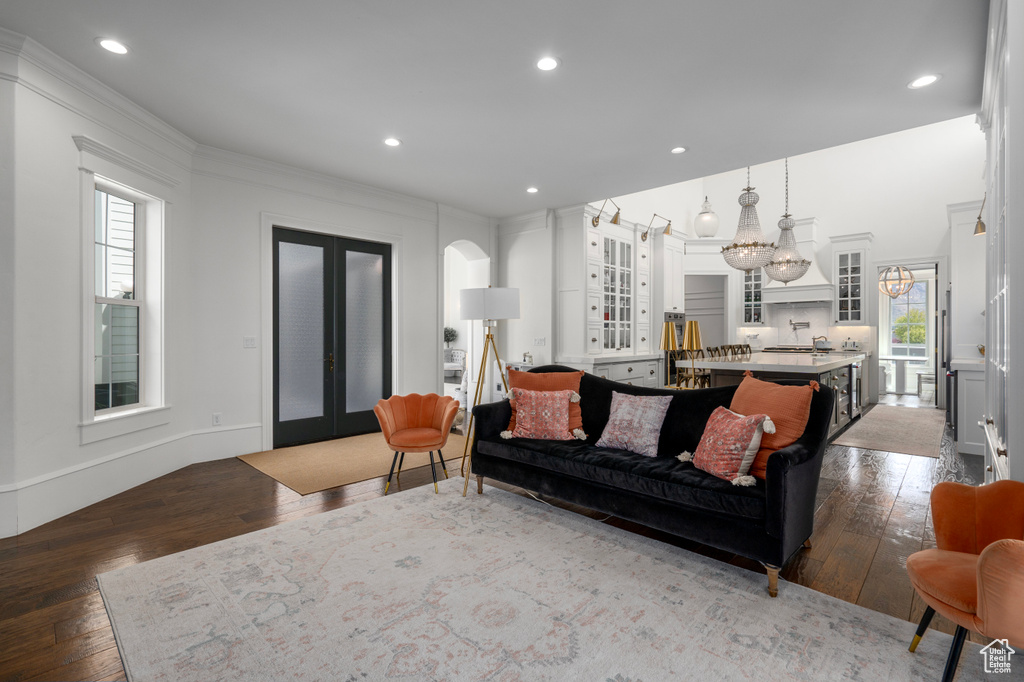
693;197;720;237
878;266;915;299
763;159;811;285
722;167;776;273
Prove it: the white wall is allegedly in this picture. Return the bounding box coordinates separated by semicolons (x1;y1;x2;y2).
613;118;984;350
497;211;553;366
948;202;987;360
0;59;16;532
0;32;493;536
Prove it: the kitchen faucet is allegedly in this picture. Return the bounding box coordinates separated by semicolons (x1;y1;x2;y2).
812;335;829;347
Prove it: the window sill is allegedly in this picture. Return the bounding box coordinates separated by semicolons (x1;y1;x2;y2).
80;405;172;445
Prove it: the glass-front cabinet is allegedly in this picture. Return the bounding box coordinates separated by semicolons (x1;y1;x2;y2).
602;236;632;351
743;268;763;324
836;251;863;323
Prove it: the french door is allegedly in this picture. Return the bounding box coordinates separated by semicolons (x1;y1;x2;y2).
273;227;392;447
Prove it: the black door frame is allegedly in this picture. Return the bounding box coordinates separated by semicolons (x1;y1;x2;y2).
272;227;392;448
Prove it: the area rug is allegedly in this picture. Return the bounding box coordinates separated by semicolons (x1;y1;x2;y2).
97;479;985;682
237;432;467;494
833;405;946;457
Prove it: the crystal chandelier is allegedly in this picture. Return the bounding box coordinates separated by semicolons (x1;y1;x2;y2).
763;159;811;285
722;167;775;273
878;266;915;299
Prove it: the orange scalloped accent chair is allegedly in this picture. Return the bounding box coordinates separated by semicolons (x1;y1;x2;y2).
373;393;459;495
906;480;1024;682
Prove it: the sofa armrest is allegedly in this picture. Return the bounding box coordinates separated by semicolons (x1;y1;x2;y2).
471;400;513;444
976;538;1024;644
764;439;826;542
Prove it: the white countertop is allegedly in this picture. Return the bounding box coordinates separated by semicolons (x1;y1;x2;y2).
690;351;867;374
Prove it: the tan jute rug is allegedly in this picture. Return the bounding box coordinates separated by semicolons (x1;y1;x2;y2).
833;405;946;457
238;432;468;495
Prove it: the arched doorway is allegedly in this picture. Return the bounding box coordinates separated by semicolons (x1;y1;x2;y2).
443;240;490;432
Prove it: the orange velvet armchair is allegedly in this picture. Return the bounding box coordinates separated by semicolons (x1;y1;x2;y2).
373;393;459;495
906;480;1024;682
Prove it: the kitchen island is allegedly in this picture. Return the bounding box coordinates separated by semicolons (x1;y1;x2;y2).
690;351;868;437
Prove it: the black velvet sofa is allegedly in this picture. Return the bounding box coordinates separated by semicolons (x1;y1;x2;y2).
468;364;835;597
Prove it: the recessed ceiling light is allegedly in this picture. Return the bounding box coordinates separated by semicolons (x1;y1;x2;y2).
526;187;539;194
97;38;129;55
670;146;687;154
383;137;401;147
908;74;940;89
537;57;559;71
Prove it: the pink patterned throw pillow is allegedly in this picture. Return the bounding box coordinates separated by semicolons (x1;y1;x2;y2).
596;392;674;457
679;406;775;486
505;388;575;440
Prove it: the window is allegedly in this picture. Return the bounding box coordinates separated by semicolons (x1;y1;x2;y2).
84;175;164;427
94;189;141;412
889;282;928;358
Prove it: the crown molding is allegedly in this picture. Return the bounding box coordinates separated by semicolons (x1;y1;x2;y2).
0;27;196;157
192;144;440;224
437;203;490;225
978;0;1006;132
74;135;181;188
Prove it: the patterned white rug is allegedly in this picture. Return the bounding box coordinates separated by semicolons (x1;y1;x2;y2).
98;479;986;681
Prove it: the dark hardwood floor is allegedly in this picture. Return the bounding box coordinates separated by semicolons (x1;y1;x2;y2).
0;415;983;681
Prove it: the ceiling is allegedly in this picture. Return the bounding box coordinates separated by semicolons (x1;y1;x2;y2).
0;1;989;219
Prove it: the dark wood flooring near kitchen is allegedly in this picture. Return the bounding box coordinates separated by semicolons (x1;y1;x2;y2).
0;413;984;682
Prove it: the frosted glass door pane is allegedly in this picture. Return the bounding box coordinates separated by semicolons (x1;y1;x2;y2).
346;251;383;412
279;242;324;421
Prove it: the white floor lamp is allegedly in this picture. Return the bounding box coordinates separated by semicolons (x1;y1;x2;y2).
459;287;520;496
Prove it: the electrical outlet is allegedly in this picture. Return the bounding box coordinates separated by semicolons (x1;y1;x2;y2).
243;336;257;348
496;383;503;391
533;337;546;346
212;412;222;426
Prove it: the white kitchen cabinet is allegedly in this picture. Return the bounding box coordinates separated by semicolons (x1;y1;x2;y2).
662;238;686;313
592;358;660;387
555;205;661;382
831;233;873;325
742;268;764;324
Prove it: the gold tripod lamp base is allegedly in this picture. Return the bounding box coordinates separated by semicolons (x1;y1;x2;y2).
460;325;508;496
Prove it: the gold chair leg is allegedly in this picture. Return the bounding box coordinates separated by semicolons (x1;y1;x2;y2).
764;564;780;598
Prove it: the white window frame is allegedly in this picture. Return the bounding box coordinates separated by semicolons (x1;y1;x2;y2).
80;171;167;442
93;185;145;416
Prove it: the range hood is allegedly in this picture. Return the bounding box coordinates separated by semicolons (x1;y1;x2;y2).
761;218;834;304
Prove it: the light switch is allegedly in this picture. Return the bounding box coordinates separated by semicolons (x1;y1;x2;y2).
243;336;257;348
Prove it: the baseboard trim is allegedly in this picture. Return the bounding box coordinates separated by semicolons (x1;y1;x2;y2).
0;423;263;538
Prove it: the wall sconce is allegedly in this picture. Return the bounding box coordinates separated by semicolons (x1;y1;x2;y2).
641;213;671;242
974;192;986;236
592;199;621;227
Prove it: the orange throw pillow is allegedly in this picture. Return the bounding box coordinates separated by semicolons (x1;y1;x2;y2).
507;369;584;434
729;375;815;479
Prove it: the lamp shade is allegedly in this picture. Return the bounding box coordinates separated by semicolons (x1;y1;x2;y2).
659;321;679;351
460;287;520;321
681;320;703;352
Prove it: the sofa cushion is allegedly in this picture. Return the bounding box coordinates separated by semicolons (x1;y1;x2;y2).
691;406;774;483
477;437;766;521
509;388;574;440
730;375;815;479
596;392;673;457
507;369;584;434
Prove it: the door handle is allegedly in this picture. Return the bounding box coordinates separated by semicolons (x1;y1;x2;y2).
326;353;334;372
